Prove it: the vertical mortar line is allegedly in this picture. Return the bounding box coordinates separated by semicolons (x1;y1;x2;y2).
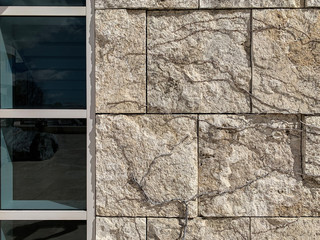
301;114;306;180
198;0;200;9
304;0;307;8
197;114;200;217
146;10;148;113
145;217;148;240
249;9;253;113
249;217;252;240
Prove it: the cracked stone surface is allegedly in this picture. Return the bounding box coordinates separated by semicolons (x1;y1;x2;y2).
252;218;320;239
147;217;250;239
95;0;198;9
147;11;251;113
199;115;320;216
252;10;320;113
200;0;302;8
307;0;320;6
96;115;198;217
304;117;320;184
96;217;146;240
96;10;146;113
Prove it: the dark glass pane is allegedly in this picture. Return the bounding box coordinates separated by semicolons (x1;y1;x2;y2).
0;118;86;210
0;17;86;109
0;0;85;6
1;221;86;240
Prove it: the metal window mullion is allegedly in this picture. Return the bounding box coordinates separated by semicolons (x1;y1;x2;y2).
0;211;86;220
0;109;86;118
0;7;85;16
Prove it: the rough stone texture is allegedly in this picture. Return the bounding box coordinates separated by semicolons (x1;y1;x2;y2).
307;0;320;6
147;217;249;239
199;115;320;216
252;10;320;114
96;115;198;217
304;117;320;184
96;217;146;240
96;10;146;113
147;11;251;113
252;218;320;239
95;0;198;9
200;0;302;8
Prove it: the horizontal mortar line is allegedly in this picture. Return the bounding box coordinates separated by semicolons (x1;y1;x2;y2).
94;7;320;11
95;112;319;116
96;215;320;219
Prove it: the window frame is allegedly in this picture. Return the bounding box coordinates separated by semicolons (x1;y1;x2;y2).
0;1;95;240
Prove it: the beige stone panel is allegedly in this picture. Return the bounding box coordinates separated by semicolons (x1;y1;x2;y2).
199;115;320;217
252;10;320;113
305;117;320;184
200;0;302;8
95;0;198;9
147;217;250;239
96;10;146;113
96;115;198;217
96;217;146;240
252;218;320;239
307;0;320;6
147;11;251;113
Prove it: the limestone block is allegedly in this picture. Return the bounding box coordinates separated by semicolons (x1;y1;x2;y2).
96;115;198;217
305;117;320;184
199;115;320;216
252;10;320;113
252;218;320;239
147;11;251;113
96;217;146;240
200;0;302;8
96;10;146;113
307;0;320;6
95;0;198;9
147;217;250;240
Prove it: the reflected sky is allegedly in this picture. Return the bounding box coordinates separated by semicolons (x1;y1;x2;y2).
0;17;86;109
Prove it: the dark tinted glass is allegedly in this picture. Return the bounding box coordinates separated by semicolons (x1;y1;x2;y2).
1;221;86;240
0;0;85;6
0;118;86;210
0;17;86;109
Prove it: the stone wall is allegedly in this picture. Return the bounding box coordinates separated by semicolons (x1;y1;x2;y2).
95;1;320;239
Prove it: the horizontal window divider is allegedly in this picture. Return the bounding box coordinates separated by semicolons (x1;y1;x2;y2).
0;210;86;220
0;109;86;118
0;6;86;16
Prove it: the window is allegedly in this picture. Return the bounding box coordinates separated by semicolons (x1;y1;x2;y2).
0;1;94;240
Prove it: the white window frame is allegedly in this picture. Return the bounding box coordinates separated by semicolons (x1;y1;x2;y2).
0;1;95;240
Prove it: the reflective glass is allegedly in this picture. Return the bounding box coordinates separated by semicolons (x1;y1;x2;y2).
0;0;85;6
0;17;86;109
0;118;86;210
0;221;86;240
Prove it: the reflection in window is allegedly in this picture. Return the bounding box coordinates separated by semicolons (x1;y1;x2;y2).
0;0;85;6
0;221;86;240
0;17;86;109
0;119;86;210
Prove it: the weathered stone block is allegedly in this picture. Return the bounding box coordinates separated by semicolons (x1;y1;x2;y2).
147;217;249;239
96;10;146;113
252;218;320;239
147;11;251;113
96;115;198;217
199;115;320;216
200;0;302;8
96;217;146;240
252;10;320;113
95;0;198;9
304;117;320;184
307;0;320;6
